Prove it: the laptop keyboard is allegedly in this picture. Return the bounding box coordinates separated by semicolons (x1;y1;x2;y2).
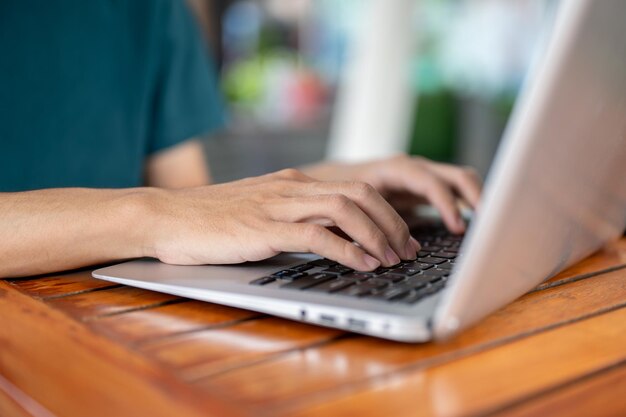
249;224;463;305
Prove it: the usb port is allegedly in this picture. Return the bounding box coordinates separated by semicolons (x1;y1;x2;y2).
347;318;367;330
319;314;336;324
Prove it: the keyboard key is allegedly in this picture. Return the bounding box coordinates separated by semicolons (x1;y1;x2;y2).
367;287;410;301
421;268;450;279
399;282;446;303
336;284;379;297
429;276;447;284
404;275;432;289
423;281;447;294
308;259;337;267
417;256;447;265
363;278;391;288
273;271;308;282
250;276;276;286
393;262;432;276
280;273;335;290
377;272;406;283
291;263;315;272
432;251;457;259
308;279;355;293
436;263;454;271
356;268;388;277
342;272;372;281
272;269;306;279
323;265;354;275
408;261;435;269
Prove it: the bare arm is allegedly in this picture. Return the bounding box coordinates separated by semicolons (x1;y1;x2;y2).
0;139;213;277
0;148;478;278
0;188;151;277
0;172;418;278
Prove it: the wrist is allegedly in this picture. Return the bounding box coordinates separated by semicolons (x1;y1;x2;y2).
109;187;167;260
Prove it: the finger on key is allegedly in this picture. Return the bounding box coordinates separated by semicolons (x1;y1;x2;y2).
268;194;399;267
274;222;381;271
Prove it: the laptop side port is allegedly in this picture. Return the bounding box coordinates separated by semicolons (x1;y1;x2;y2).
319;314;336;325
347;318;367;331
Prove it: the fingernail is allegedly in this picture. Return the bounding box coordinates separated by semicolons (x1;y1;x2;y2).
410;236;421;253
385;246;401;266
456;216;466;232
363;254;381;270
404;239;416;260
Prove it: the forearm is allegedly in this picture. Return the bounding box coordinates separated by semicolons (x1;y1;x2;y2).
0;188;155;277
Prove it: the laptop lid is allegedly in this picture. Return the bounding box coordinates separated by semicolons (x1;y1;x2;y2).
433;0;626;339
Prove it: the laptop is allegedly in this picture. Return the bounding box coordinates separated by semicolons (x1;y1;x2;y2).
93;0;626;342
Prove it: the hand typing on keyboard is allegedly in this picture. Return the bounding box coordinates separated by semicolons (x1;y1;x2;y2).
303;154;482;234
147;155;480;273
146;168;418;271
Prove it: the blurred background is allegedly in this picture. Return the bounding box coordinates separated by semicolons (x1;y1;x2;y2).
187;0;559;183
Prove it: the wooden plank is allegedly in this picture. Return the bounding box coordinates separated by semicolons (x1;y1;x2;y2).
284;307;626;417
194;267;626;411
88;300;261;346
44;286;181;319
501;363;626;417
140;317;344;381
9;271;118;299
539;239;626;288
0;373;52;417
0;281;246;417
0;392;38;417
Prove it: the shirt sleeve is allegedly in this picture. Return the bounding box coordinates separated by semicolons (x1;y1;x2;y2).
147;0;226;154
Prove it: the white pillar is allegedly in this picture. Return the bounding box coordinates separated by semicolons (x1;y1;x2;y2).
327;0;418;162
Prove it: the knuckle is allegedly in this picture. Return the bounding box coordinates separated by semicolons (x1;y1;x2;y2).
463;166;481;182
328;194;352;211
303;224;325;240
276;168;303;180
351;181;376;199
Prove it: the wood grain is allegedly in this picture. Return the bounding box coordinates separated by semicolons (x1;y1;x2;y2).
44;286;181;319
1;238;624;417
9;271;118;299
286;306;626;417
141;317;344;380
0;373;51;417
192;267;626;410
0;281;245;417
538;239;626;288
500;363;626;417
88;300;261;346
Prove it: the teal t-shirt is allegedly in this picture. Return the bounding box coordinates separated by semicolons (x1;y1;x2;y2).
0;0;224;191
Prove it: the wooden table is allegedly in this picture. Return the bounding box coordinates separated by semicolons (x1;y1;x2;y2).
1;239;625;417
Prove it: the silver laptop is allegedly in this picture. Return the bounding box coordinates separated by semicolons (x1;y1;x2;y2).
94;0;626;342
